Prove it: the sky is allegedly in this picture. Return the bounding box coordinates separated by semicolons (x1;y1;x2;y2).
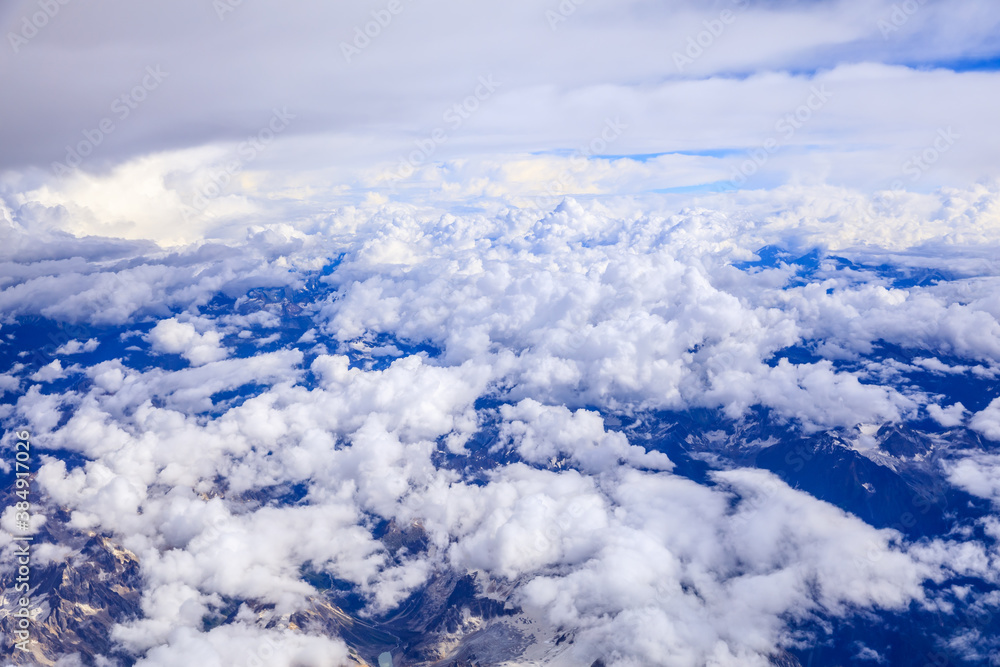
3;2;1000;667
1;0;999;244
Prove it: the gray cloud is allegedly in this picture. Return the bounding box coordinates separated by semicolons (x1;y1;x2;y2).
1;0;998;191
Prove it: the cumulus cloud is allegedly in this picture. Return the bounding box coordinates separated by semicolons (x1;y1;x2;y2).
970;398;1000;441
146;318;227;366
129;623;352;667
946;454;1000;506
928;402;967;428
457;466;938;666
499;399;673;472
55;338;100;355
30;358;67;382
0;372;20;397
3;187;1000;664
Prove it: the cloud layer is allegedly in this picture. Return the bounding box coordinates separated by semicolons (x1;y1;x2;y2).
2;189;1000;664
3;1;1000;664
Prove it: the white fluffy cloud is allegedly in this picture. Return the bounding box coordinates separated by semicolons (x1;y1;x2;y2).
946;454;1000;506
506;467;937;666
0;372;18;397
147;318;227;366
3;190;999;664
55;338;100;355
928;402;968;428
129;622;352;667
30;359;66;382
499;399;673;473
970;398;1000;441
